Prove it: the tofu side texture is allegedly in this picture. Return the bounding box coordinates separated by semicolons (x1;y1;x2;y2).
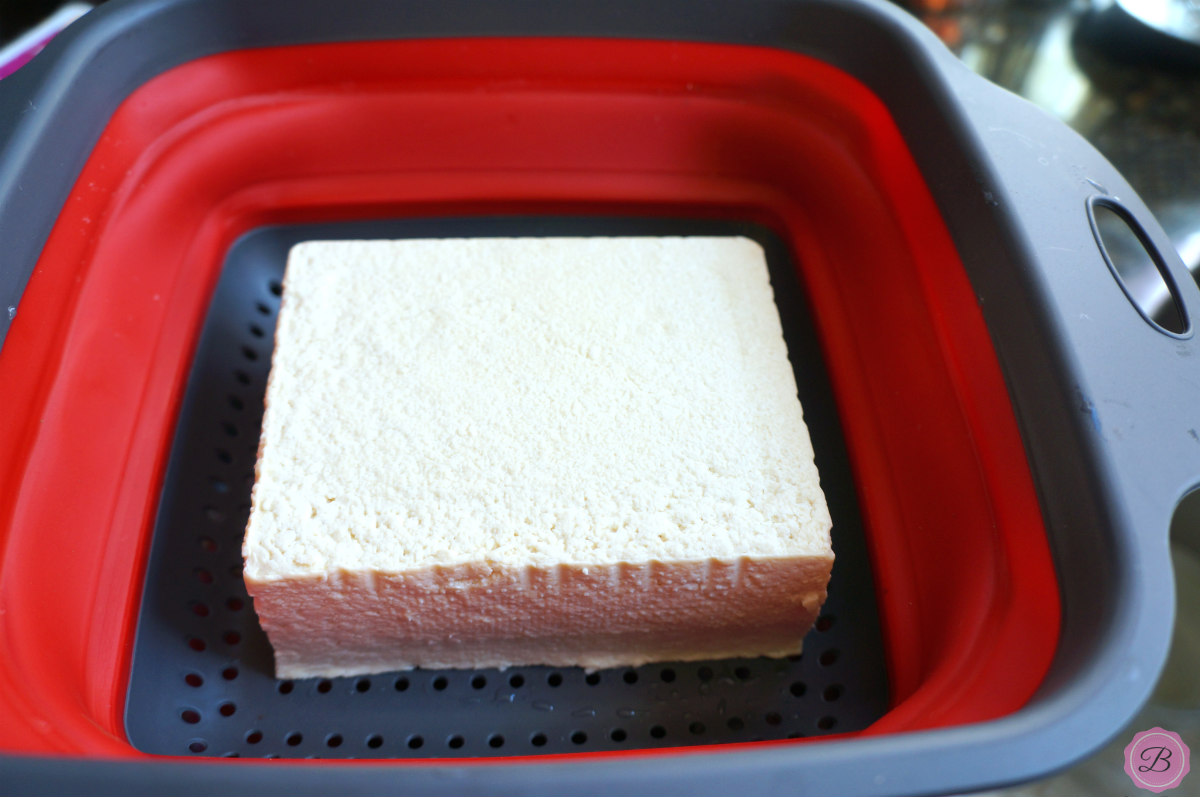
243;236;834;678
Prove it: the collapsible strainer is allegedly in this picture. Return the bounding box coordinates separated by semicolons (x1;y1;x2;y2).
0;0;1196;794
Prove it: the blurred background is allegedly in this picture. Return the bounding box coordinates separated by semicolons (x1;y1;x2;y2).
0;0;98;36
2;0;1197;794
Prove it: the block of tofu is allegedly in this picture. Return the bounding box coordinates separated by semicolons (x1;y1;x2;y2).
243;236;833;679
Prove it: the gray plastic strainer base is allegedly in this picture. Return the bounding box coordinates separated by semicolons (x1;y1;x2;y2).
124;217;889;759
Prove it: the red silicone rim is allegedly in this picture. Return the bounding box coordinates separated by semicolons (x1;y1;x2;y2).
0;36;1059;758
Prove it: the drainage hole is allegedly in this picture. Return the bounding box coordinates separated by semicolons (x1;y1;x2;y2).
366;735;383;749
571;731;587;745
823;684;844;702
471;675;487;690
226;597;244;611
734;666;752;681
234;369;251;385
819;649;839;667
188;740;207;753
530;732;547;747
221;422;238;438
255;302;271;316
660;668;676;683
585;672;601;686
181;709;201;724
790;681;807;697
727;717;745;731
689;722;706;735
818;716;837;731
697;666;714;682
650;725;667;739
190;602;210;618
326;734;343;748
447;735;465;749
227;395;244;411
765;712;782;726
215;448;233;464
195;568;213;585
286;732;303;746
204;505;226;522
432;676;448;691
218;702;236;717
816;614;835;632
355;677;371;693
277;680;294;694
508;674;525;688
245;730;263;745
223;630;240;645
241;346;258;362
487;734;504;749
407;735;424;750
184;673;203;687
317;679;333;694
222;666;238;681
187;637;206;652
249;323;264;338
610;728;627;742
547;672;563;687
269;280;283;297
622;670;638;684
394;676;409;692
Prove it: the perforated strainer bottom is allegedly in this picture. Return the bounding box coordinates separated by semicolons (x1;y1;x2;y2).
125;217;888;759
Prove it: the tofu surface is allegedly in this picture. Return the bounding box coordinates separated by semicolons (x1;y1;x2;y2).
243;237;833;678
